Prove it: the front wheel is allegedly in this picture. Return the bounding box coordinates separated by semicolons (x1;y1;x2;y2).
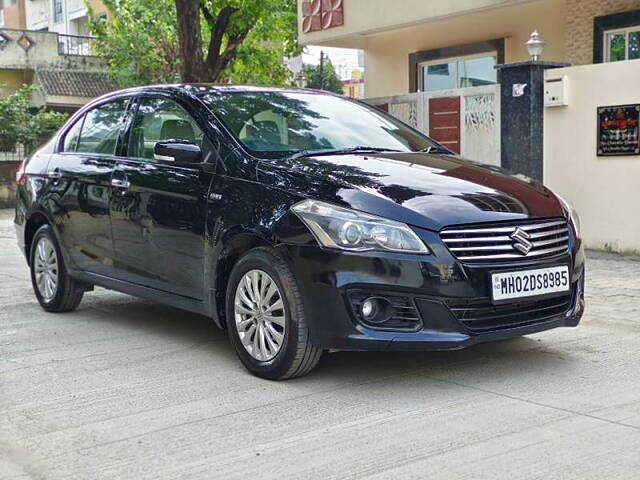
226;248;322;380
30;225;84;312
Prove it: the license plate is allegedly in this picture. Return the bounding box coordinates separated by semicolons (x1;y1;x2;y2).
491;265;570;303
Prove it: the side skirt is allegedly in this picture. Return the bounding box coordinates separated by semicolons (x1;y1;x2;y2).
69;270;216;320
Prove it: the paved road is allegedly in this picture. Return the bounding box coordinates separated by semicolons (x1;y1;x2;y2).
2;208;640;479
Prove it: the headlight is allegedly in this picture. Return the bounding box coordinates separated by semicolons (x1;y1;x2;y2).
557;194;581;236
292;199;429;254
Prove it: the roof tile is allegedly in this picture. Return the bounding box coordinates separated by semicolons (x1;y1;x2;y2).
36;70;116;99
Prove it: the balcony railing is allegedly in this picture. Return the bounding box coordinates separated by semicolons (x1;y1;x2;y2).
57;34;97;56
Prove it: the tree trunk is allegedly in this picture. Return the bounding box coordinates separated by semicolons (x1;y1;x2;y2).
175;0;205;82
175;1;250;83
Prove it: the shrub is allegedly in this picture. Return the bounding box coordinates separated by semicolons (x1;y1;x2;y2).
0;85;68;153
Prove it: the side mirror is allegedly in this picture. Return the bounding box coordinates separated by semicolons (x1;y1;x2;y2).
154;140;201;164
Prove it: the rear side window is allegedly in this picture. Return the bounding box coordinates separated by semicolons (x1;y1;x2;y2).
76;99;129;155
62;115;85;152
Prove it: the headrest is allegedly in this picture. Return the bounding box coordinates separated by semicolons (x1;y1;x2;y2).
160;119;196;143
251;120;280;143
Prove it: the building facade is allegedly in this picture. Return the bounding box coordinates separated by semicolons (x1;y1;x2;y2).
25;0;107;36
342;78;364;98
298;0;640;98
0;0;26;29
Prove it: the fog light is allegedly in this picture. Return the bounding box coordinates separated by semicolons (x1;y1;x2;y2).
349;291;422;331
361;298;379;320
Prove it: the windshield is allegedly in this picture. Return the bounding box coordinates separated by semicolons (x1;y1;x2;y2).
199;91;441;158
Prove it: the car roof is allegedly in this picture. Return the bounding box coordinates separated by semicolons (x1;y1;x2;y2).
99;83;328;101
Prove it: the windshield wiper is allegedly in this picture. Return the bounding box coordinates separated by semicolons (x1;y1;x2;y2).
290;146;403;160
417;145;453;154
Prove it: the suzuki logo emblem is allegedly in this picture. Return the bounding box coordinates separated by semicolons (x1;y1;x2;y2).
510;227;533;255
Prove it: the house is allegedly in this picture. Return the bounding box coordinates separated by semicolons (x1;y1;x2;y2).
0;0;26;30
298;0;639;98
342;78;364;98
25;0;107;36
297;0;640;253
0;0;113;110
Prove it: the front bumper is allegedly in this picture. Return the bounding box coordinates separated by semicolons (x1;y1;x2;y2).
279;230;585;351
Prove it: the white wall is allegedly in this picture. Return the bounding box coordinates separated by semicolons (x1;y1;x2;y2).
544;60;640;254
25;0;51;31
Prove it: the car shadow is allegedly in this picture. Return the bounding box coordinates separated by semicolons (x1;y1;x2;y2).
79;290;573;384
313;336;567;381
83;291;229;343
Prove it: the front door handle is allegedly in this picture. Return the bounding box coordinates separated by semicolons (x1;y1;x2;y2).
47;168;62;179
111;178;131;189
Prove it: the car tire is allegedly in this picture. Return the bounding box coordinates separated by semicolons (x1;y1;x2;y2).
30;224;84;313
226;247;322;380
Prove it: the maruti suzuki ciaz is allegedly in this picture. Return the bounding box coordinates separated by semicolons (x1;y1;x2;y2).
14;85;584;379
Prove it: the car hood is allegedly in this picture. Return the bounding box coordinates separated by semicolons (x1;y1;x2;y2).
260;152;565;231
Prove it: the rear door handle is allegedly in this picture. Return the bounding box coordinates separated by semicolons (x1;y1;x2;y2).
111;178;131;189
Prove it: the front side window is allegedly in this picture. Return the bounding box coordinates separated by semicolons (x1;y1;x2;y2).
605;26;640;62
76;99;129;155
127;97;204;160
200;91;438;158
53;0;63;24
420;54;497;92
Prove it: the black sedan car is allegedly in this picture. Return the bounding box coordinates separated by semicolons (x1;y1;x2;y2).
14;85;584;379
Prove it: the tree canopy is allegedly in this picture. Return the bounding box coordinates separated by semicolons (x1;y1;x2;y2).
89;0;301;87
302;62;344;95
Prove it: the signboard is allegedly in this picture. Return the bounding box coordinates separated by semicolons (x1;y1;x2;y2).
597;104;640;156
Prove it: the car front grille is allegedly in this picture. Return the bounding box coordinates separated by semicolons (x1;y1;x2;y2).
440;218;570;262
445;292;574;333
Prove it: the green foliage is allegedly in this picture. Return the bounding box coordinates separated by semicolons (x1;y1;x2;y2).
0;85;68;152
216;0;301;85
302;62;344;95
88;0;180;86
609;34;626;62
89;0;301;87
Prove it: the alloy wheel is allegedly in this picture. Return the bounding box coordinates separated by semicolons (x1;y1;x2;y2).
234;269;286;361
34;236;58;302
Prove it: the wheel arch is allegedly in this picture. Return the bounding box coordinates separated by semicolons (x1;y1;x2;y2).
24;210;52;265
211;229;278;329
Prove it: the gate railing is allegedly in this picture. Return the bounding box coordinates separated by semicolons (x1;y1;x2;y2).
0;143;30;163
364;84;501;167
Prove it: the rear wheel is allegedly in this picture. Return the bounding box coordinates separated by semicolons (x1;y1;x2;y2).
226;248;322;380
30;225;84;312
